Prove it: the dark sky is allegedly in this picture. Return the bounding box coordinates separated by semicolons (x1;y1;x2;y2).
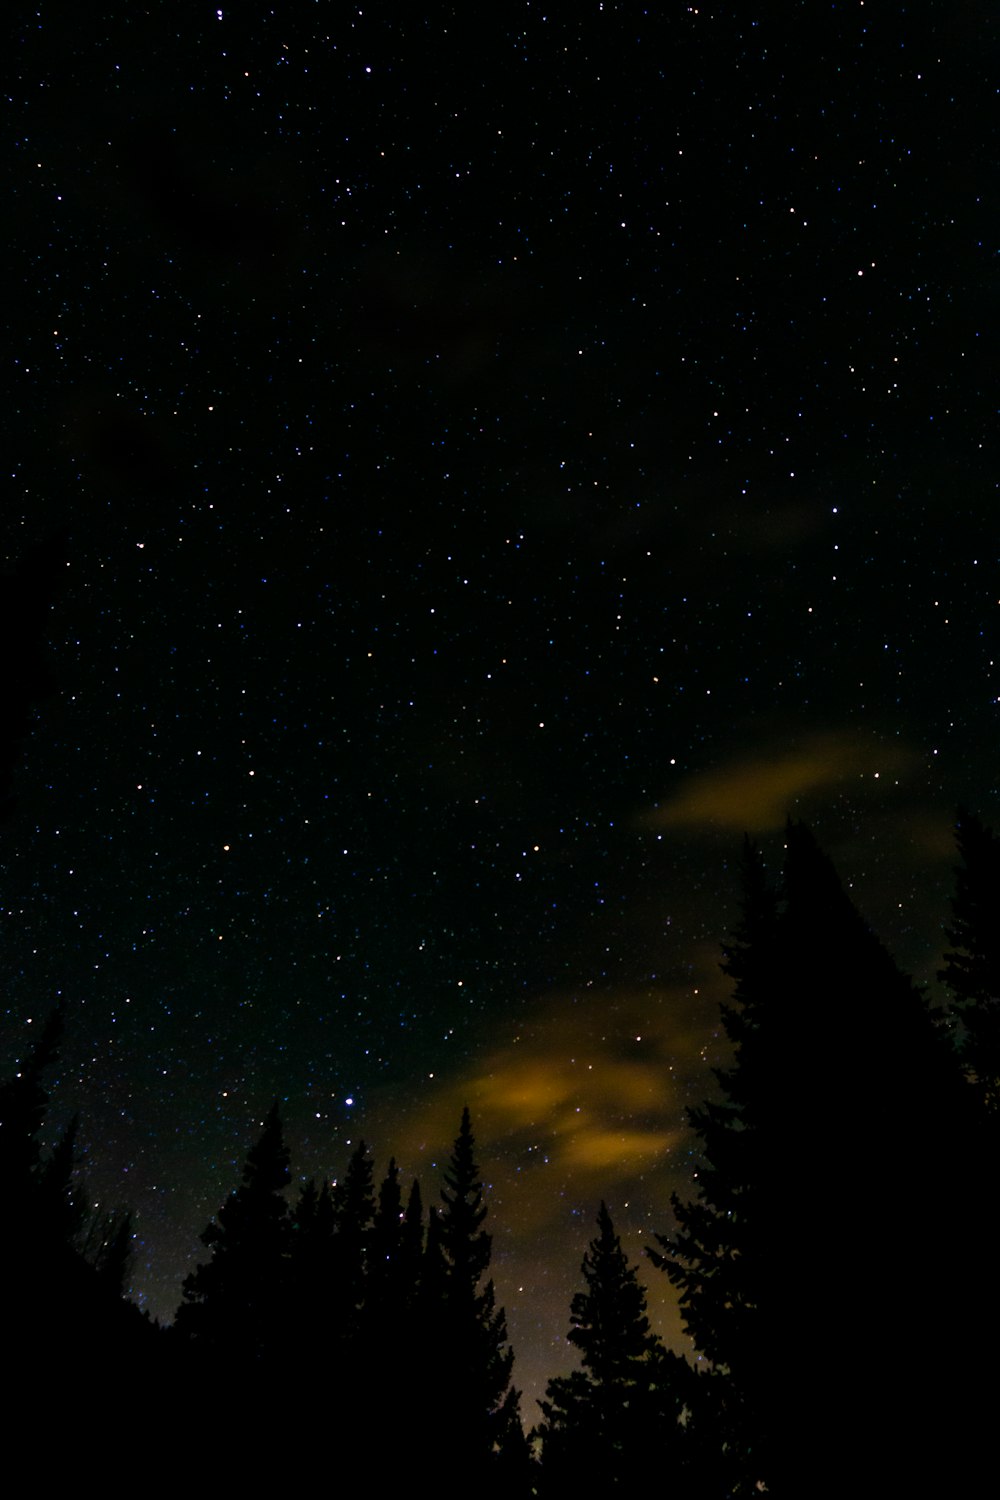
2;2;995;1413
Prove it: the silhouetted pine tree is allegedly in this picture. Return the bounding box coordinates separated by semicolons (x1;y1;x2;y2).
1;1005;74;1374
420;1181;454;1381
0;1008;92;1318
83;1206;135;1296
330;1138;375;1343
368;1156;412;1326
940;808;1000;1110
350;1159;425;1452
285;1173;337;1424
39;1112;87;1248
176;1101;291;1365
328;1139;377;1431
536;1202;691;1494
401;1175;425;1291
653;825;973;1494
0;1007;156;1463
290;1173;337;1262
0;1002;67;1206
432;1107;525;1492
937;808;1000;1462
421;1198;448;1307
289;1174;337;1321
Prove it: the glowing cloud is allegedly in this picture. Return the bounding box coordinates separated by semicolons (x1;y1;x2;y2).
385;984;710;1220
648;732;915;833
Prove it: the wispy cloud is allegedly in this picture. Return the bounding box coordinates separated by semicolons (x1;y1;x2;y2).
384;982;716;1227
646;731;916;833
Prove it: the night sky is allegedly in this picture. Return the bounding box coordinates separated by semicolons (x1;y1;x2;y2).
2;2;995;1413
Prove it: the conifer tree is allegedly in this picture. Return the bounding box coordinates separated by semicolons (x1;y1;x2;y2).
937;808;1000;1461
371;1156;402;1265
652;824;971;1494
401;1176;425;1291
176;1101;291;1364
287;1175;337;1354
536;1203;690;1493
421;1198;448;1307
330;1138;375;1345
1;1006;76;1361
0;1008;154;1458
38;1112;86;1249
0;1002;67;1203
940;807;1000;1110
355;1161;426;1454
434;1107;523;1488
291;1173;337;1265
0;1007;90;1300
85;1207;135;1296
369;1156;412;1322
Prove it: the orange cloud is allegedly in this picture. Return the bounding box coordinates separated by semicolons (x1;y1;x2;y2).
383;985;713;1219
648;732;915;833
560;1123;672;1172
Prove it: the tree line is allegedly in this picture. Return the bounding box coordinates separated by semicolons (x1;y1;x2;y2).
3;811;998;1493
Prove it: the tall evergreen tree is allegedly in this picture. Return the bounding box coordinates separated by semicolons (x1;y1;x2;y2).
371;1156;402;1266
0;1002;67;1205
400;1176;425;1292
38;1112;86;1249
330;1138;375;1339
648;838;774;1490
287;1174;337;1353
84;1206;135;1296
176;1101;292;1364
433;1107;523;1490
421;1198;448;1304
536;1203;690;1493
368;1156;411;1324
940;807;1000;1110
0;1006;90;1307
937;808;1000;1462
652;825;973;1494
289;1175;336;1281
0;1008;156;1463
355;1160;426;1455
1;1005;74;1367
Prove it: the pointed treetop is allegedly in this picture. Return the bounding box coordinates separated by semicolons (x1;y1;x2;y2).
430;1109;520;1469
241;1101;291;1196
178;1102;293;1354
570;1202;656;1386
440;1105;490;1289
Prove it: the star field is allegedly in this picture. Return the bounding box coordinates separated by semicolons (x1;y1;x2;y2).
2;2;996;1412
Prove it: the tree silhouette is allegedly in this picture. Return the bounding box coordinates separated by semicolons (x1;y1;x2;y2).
0;1002;67;1206
940;807;1000;1110
648;837;774;1489
536;1202;690;1493
937;808;1000;1469
285;1171;337;1427
432;1106;524;1489
652;825;973;1494
176;1100;291;1363
83;1206;135;1296
1;1005;75;1372
0;1006;155;1462
0;1007;91;1305
400;1176;425;1293
368;1156;417;1329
